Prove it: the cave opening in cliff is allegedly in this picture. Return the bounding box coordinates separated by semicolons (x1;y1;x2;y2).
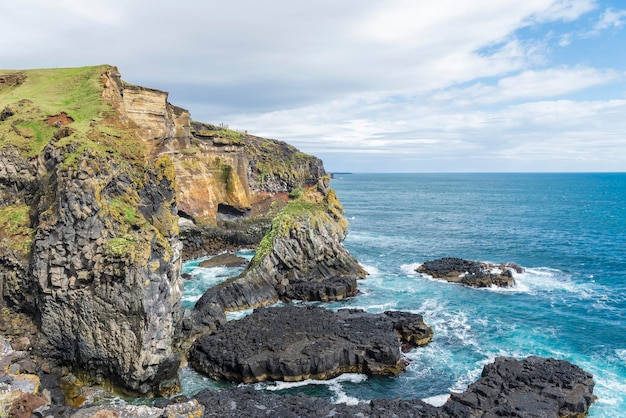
217;203;251;221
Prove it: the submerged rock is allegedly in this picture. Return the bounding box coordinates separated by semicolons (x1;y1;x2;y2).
188;305;433;383
416;257;520;288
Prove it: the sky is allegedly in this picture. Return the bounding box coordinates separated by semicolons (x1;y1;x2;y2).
2;1;626;172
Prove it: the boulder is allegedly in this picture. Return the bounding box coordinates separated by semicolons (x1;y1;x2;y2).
198;253;248;268
188;305;433;383
416;257;519;288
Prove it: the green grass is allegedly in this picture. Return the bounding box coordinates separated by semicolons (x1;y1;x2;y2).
0;65;112;132
0;204;33;255
0;65;123;158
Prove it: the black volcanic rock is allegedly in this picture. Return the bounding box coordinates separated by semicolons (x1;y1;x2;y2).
188;305;433;383
416;257;519;288
188;357;594;418
198;252;248;268
446;356;596;417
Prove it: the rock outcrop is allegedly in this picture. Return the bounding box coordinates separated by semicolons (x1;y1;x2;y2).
186;356;594;418
447;356;596;417
191;177;366;332
1;66;184;395
416;257;521;288
188;305;433;383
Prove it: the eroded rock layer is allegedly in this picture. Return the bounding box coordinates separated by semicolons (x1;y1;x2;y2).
188;305;433;383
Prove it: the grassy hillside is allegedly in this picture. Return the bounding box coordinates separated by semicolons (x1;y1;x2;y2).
0;65;145;163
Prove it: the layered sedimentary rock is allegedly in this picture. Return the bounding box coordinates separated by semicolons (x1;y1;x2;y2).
186;357;594;418
188;305;433;383
416;257;521;288
191;178;366;332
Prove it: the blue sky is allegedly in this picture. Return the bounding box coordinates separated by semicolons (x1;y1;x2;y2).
2;0;625;172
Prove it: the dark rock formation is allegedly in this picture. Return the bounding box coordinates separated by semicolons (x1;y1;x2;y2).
446;356;596;417
198;253;249;268
188;305;433;383
1;66;184;396
180;221;269;261
192;387;448;418
191;177;366;333
416;257;520;288
185;357;594;418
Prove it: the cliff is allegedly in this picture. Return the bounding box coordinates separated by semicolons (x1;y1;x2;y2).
0;65;338;396
1;66;183;395
190;176;365;333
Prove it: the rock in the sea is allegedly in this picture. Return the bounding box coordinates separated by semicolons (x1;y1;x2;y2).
188;305;433;383
191;177;366;332
446;356;596;417
198;252;248;268
416;257;520;288
187;357;594;418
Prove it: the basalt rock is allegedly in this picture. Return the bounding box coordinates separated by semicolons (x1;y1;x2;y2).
416;257;520;288
1;66;184;396
198;253;249;269
188;305;433;383
445;356;596;417
188;356;594;417
180;220;269;261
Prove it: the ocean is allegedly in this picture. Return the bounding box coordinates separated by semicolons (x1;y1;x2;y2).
180;173;626;417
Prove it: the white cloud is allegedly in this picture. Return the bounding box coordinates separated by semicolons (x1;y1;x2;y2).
2;0;625;171
594;8;626;31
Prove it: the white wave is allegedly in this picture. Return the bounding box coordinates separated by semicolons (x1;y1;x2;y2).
226;308;254;321
360;264;380;276
259;373;368;405
422;394;450;407
616;349;626;362
182;294;201;303
400;263;422;275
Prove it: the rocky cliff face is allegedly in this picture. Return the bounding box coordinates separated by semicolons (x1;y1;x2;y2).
0;66;184;395
1;65;337;395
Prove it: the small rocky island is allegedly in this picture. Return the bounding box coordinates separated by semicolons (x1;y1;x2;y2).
416;257;523;288
188;305;433;383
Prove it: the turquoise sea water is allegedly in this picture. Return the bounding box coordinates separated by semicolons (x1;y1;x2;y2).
181;173;626;417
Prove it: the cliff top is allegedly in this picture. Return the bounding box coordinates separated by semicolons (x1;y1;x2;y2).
0;65;115;156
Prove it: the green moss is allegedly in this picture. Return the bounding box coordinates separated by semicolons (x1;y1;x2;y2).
0;205;33;255
104;235;137;256
109;198;141;224
288;186;305;199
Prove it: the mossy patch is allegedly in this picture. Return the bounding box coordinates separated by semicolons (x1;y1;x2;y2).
0;204;33;255
0;66;114;157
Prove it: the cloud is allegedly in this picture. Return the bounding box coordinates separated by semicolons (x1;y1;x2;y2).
2;0;625;171
594;7;626;31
